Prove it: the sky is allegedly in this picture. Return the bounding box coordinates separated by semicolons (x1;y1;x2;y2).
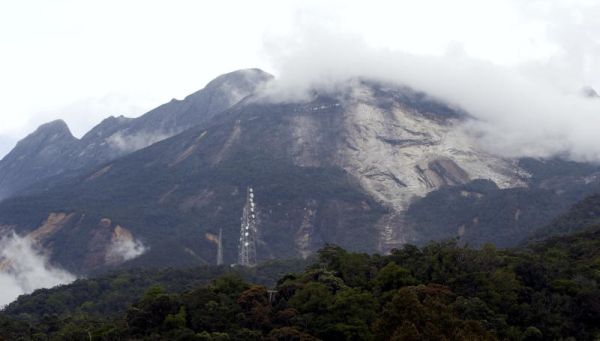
0;0;599;159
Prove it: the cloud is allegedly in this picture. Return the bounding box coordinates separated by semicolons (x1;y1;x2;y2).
260;7;600;162
104;226;148;264
514;0;600;89
106;238;147;263
0;232;75;307
107;131;173;154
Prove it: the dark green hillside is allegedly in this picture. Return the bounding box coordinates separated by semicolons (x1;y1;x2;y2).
530;194;600;240
405;159;600;247
406;180;567;247
2;229;600;340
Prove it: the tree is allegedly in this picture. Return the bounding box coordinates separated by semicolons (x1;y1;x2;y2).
237;285;272;329
372;262;418;297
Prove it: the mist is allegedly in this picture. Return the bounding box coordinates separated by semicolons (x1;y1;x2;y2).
261;11;600;163
107;131;173;154
105;237;147;264
0;232;75;307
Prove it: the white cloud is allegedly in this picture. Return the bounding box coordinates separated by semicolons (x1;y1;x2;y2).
105;231;147;264
260;8;600;162
107;131;173;154
0;232;75;307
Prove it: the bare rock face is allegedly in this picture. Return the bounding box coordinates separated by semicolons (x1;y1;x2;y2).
283;81;529;250
26;212;75;242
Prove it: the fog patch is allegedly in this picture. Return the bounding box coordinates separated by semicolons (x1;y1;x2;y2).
107;131;172;153
105;226;147;264
106;238;147;263
0;232;75;307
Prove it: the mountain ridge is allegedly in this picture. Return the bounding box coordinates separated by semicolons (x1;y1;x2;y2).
0;69;273;200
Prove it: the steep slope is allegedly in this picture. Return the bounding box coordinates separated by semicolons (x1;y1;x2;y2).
0;69;272;200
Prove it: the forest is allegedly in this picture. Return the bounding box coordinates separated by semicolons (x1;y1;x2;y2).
1;221;600;340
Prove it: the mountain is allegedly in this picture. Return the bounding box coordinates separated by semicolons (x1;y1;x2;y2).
1;70;600;275
0;69;272;200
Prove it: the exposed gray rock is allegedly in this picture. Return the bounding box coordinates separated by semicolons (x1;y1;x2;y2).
281;81;529;250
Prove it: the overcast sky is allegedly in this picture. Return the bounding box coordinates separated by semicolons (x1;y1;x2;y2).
1;0;599;159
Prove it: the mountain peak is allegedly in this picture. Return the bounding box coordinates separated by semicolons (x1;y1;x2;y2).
0;119;79;199
11;119;76;153
33;119;73;137
582;86;599;98
189;68;274;105
204;68;274;90
82;115;133;141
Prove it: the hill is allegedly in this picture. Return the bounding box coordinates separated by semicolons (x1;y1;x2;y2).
1;228;599;340
530;194;600;240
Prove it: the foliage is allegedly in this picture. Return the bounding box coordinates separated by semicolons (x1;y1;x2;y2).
2;229;600;340
3;258;309;323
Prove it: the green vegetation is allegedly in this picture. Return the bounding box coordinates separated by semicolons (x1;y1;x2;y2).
2;227;600;340
530;194;600;240
3;258;310;323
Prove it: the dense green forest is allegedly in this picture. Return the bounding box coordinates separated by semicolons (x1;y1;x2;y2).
2;222;600;341
2;258;310;323
530;194;600;240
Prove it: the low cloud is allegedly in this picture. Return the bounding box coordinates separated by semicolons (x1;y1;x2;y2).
260;5;600;163
107;131;172;154
105;227;147;264
0;232;75;307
